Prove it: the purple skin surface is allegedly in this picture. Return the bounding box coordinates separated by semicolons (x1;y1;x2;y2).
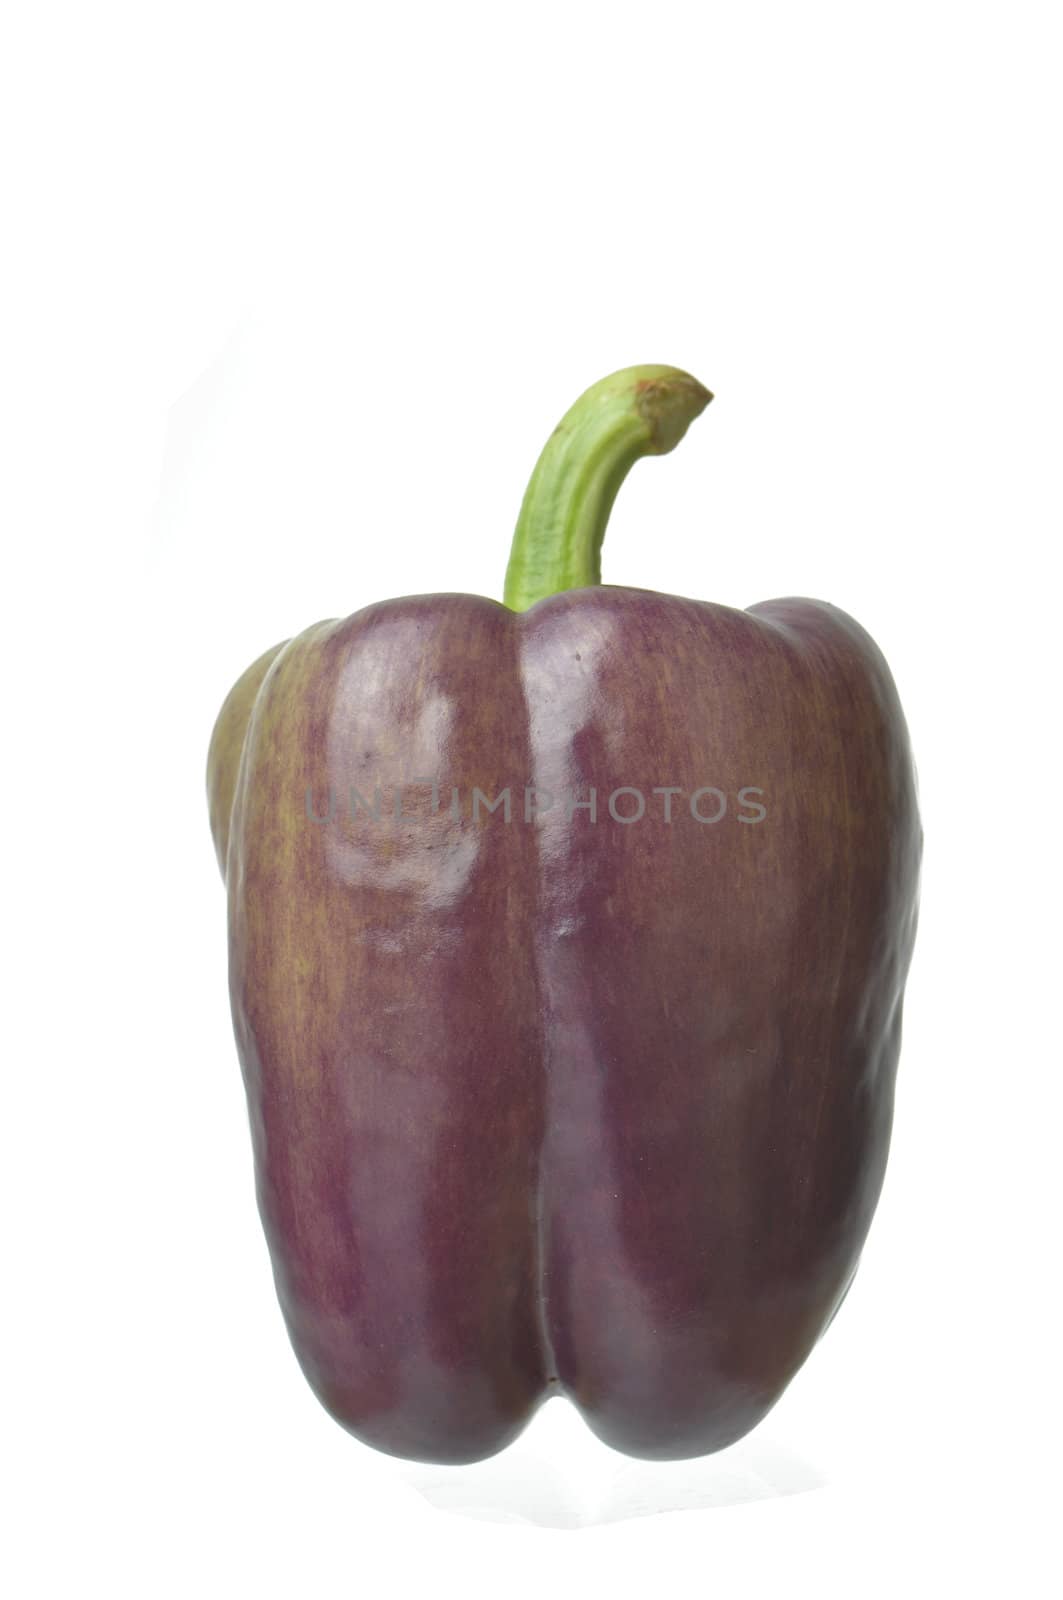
208;585;921;1464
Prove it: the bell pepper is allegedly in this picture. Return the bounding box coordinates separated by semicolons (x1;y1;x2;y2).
207;364;921;1464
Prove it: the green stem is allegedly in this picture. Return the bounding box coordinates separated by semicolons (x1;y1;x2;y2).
503;364;712;611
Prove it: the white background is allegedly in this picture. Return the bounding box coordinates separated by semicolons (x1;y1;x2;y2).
4;2;1061;1594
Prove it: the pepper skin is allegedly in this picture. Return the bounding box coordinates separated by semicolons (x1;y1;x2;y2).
207;366;921;1463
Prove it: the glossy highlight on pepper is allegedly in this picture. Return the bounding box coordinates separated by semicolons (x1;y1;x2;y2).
207;365;921;1464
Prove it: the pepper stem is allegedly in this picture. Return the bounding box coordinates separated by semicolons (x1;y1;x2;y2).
502;365;712;611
